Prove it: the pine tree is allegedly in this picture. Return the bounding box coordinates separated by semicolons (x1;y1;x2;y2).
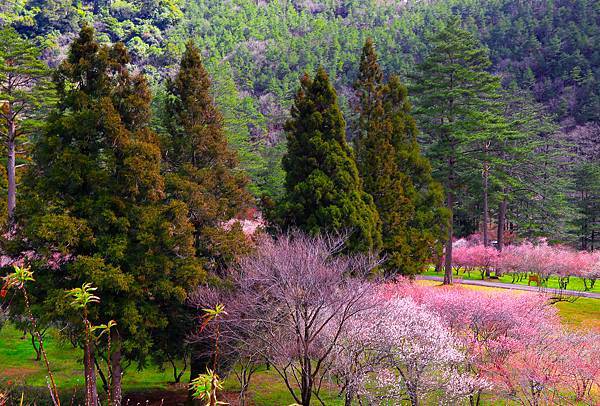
354;39;447;276
278;67;381;252
20;27;202;404
163;41;253;389
0;27;54;230
411;17;508;284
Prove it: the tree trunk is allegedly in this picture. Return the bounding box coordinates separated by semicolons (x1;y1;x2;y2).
83;338;99;406
30;331;41;361
300;355;312;405
444;191;454;285
7;104;16;229
497;197;507;251
110;330;123;406
482;163;489;247
408;387;419;406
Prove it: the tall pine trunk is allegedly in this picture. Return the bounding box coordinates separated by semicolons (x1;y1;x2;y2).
497;196;507;251
482;162;490;247
110;330;123;406
7;103;16;229
444;191;454;285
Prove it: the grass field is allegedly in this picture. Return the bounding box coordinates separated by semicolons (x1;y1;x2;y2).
1;282;598;404
422;268;600;294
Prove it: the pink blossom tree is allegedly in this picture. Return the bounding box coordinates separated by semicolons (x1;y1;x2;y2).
192;231;381;406
365;297;489;406
383;279;566;405
562;332;600;402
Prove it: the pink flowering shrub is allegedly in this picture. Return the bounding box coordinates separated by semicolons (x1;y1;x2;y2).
365;297;490;405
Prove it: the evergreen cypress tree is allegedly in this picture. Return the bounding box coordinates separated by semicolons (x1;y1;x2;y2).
163;41;253;387
354;39;447;276
164;40;252;267
278;67;381;252
20;27;202;404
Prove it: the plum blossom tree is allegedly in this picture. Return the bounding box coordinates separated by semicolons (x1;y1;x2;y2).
562;332;600;402
491;330;568;406
383;279;567;405
327;305;389;406
191;231;381;406
366;298;489;406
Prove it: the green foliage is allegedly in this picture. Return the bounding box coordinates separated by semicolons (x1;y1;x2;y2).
3;0;598;205
354;39;447;275
277;67;381;252
67;283;99;310
161;41;253;381
572;162;600;250
163;40;252;265
18;26;203;373
2;265;35;291
0;27;55;227
190;369;226;405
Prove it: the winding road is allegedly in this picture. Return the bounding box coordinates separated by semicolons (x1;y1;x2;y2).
417;275;600;299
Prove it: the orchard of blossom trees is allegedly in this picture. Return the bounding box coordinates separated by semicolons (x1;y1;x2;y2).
451;237;600;290
189;233;600;406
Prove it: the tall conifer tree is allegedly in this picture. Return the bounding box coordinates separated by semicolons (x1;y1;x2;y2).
0;28;54;230
163;41;253;389
354;39;447;276
20;27;202;404
411;17;508;284
278;67;381;252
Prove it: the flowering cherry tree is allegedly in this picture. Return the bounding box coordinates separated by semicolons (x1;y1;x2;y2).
383;279;600;404
452;237;600;291
365;297;489;406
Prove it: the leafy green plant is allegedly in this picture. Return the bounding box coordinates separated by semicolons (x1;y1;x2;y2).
1;266;60;406
190;304;228;406
190;369;226;406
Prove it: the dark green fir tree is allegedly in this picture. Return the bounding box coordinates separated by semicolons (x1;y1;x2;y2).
354;39;447;276
19;27;203;404
163;41;254;392
278;67;381;252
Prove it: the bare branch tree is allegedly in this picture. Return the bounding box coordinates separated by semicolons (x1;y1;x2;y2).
189;231;382;405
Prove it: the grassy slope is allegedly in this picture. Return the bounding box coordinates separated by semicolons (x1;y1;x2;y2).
1;283;598;404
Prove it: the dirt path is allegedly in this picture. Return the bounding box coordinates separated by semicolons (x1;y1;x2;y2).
417;275;600;299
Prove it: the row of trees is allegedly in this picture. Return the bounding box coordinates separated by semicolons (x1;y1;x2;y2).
1;14;592;297
3;0;598;249
0;15;597;405
453;239;600;289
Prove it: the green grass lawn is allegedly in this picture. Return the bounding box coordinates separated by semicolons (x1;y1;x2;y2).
0;323;341;404
222;366;345;405
0;323;173;390
422;267;600;294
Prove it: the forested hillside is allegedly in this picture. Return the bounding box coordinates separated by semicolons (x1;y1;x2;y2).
1;0;599;243
1;3;600;404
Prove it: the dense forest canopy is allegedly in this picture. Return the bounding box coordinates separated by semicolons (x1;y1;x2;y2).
1;0;599;243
